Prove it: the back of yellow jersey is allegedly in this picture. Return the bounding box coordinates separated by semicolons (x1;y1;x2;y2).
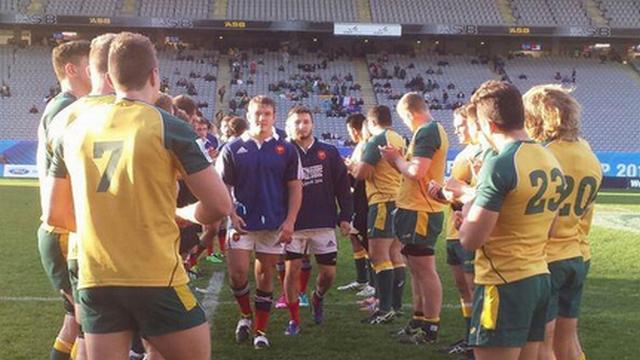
361;129;405;204
396;121;449;213
474;141;563;285
48;94;116;260
50;98;210;289
544;139;602;263
578;205;595;261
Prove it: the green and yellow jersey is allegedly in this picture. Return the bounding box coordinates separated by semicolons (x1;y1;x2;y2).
395;121;449;213
49;98;210;289
474;141;564;285
48;94;116;261
361;128;405;205
446;143;483;240
36;91;77;232
544;139;602;263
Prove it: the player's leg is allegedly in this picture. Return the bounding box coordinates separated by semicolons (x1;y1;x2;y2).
389;239;406;314
364;202;396;323
254;251;281;348
475;347;521;360
284;247;303;335
404;251;441;343
553;257;586;360
145;323;210;360
520;342;543;360
84;332;133;360
38;228;77;360
141;339;166;360
539;320;557;360
337;234;368;291
226;230;255;343
308;230;338;325
443;240;473;354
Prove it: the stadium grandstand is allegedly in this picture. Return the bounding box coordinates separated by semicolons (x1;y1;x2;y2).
0;1;639;359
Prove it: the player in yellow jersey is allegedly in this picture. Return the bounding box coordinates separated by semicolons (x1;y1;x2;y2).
523;85;602;360
354;105;406;324
436;104;484;356
44;32;232;360
36;39;91;360
46;32;118;360
378;93;448;344
459;81;564;360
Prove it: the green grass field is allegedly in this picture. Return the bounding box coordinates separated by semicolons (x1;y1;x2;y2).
0;182;638;360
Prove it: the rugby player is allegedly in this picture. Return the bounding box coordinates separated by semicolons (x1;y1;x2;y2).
523;85;602;360
45;32;231;360
338;113;375;297
217;95;302;349
36;39;91;360
282;106;353;335
379;93;449;344
353;105;406;324
459;80;563;360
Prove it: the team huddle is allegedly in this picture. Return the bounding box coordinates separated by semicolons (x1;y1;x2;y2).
36;32;602;360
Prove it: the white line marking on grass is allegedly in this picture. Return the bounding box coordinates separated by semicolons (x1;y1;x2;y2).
595;212;640;234
0;296;59;302
201;271;225;319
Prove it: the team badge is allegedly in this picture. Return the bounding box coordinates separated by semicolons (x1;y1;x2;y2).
275;144;286;155
317;150;327;160
232;232;241;241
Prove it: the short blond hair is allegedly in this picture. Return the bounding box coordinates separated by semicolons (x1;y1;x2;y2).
397;92;427;114
523;84;581;142
89;33;116;75
108;32;157;91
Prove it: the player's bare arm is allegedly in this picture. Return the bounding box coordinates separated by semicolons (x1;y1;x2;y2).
459;204;499;251
279;179;302;244
177;165;232;225
44;175;76;232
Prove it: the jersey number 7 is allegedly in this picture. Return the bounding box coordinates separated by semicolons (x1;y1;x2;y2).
93;141;124;193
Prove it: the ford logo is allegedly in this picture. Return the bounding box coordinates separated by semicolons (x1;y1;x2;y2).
8;168;30;175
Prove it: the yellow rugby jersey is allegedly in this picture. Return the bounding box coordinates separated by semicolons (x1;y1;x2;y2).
48;94;116;261
361;129;405;205
49;98;210;289
446;143;483;240
396;121;449;212
473;141;564;285
578;205;595;261
544;139;602;263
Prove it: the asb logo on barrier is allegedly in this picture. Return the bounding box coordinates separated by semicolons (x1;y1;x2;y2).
3;164;38;178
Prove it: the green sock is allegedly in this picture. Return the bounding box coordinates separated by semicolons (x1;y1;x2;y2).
392;266;406;311
50;339;72;360
376;268;394;312
355;257;368;284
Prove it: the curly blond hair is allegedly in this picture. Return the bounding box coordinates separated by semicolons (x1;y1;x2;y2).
523;84;581;142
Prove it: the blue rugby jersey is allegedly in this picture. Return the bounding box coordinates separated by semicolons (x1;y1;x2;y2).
217;131;301;231
292;138;353;231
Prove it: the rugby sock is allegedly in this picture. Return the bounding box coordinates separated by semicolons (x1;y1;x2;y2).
130;334;144;355
50;338;73;360
411;311;426;329
287;300;300;325
392;265;406;311
299;258;312;294
217;228;226;253
232;282;253;317
312;289;324;305
460;299;473;337
368;260;378;297
207;241;213;256
579;353;586;360
422;318;440;342
373;261;394;312
255;289;273;334
354;250;369;284
276;261;286;288
69;342;78;360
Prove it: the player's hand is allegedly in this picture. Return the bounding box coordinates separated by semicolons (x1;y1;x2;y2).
427;180;443;198
230;213;247;234
379;145;401;162
444;177;465;198
207;147;219;159
339;221;351;236
453;210;464;230
278;219;295;244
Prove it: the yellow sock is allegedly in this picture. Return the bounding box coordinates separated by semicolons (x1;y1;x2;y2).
53;338;73;353
70;341;78;359
578;353;586;360
424;317;440;323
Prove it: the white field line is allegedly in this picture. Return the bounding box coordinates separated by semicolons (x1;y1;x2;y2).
200;270;226;319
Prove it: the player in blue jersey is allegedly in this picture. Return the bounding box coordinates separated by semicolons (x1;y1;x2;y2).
281;106;353;335
217;95;303;349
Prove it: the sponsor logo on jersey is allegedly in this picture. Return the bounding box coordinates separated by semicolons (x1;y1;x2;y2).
317;150;327;161
275;144;286;155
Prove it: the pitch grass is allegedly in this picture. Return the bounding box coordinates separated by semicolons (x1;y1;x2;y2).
0;183;638;360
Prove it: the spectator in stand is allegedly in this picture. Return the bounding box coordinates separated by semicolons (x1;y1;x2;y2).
218;85;226;102
29;104;39;114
